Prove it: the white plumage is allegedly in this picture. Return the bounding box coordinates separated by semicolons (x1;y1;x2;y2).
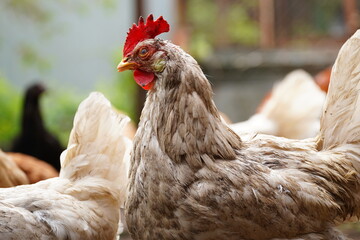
0;92;131;240
230;69;326;139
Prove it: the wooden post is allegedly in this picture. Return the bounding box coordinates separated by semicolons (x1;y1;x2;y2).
173;0;189;50
135;0;144;18
259;0;276;48
177;0;187;27
275;0;290;46
342;0;359;36
215;0;230;47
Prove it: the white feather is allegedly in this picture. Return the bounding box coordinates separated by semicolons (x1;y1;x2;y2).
0;92;132;240
231;69;326;139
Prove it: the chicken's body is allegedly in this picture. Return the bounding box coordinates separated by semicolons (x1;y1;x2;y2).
0;149;29;187
119;16;360;240
0;92;131;240
230;70;326;139
126;50;357;239
0;178;117;239
11;83;64;171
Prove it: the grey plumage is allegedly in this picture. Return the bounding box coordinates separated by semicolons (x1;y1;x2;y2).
119;28;360;240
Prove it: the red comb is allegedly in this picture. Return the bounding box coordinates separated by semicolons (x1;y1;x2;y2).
123;14;170;57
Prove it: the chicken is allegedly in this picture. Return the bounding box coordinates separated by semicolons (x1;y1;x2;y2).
0;92;131;240
0;149;29;187
11;83;64;171
117;15;360;240
6;152;58;183
230;70;326;139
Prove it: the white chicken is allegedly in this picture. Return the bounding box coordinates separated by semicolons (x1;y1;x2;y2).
230;69;326;139
0;92;131;240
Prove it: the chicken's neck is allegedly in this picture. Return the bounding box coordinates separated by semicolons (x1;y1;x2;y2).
138;56;241;169
22;94;45;135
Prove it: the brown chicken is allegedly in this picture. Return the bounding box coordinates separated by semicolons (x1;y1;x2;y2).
0;149;29;187
118;15;360;240
6;152;58;183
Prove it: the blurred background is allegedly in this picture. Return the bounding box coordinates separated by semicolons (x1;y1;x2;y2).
1;0;360;238
0;0;354;148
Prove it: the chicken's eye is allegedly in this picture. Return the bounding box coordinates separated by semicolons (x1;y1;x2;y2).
139;47;149;58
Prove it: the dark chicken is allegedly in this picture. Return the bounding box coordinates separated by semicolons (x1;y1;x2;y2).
118;15;360;240
11;83;64;171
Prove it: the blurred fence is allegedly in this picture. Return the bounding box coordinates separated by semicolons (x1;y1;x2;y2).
173;0;359;52
168;0;358;121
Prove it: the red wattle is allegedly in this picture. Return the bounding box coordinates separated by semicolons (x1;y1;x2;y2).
134;70;155;90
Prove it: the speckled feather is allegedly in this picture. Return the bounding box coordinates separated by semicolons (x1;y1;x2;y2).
125;31;360;240
0;92;132;240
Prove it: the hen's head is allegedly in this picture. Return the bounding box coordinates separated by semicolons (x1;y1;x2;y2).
117;15;172;90
25;83;46;104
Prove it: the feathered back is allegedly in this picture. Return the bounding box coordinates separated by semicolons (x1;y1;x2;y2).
60;92;132;203
318;30;360;150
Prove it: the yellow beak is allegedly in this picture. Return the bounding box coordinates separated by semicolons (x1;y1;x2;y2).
117;57;139;72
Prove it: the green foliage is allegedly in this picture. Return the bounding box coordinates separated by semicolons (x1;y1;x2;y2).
188;0;217;31
187;0;259;59
187;0;217;59
0;75;21;150
187;0;344;53
0;75;82;149
227;3;259;46
0;74;136;150
189;33;214;61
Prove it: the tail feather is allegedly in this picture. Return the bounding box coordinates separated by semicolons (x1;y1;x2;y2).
318;30;360;150
59;92;132;204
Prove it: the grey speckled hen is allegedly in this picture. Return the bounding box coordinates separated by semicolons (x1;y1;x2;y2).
118;15;360;240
